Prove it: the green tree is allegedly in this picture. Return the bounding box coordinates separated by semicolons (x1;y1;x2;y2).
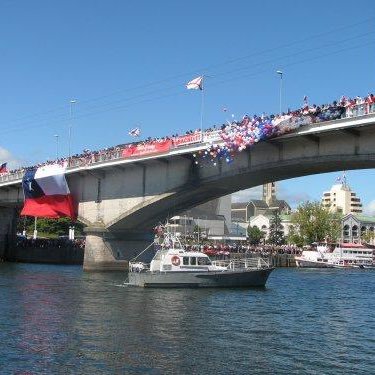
361;230;375;244
18;216;85;237
247;225;264;245
288;201;341;246
268;210;285;245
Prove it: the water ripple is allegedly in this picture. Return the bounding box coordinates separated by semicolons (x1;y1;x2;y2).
0;264;374;374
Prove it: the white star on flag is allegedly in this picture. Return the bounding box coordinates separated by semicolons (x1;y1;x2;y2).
186;76;203;90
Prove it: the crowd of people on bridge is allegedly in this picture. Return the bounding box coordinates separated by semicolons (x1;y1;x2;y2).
194;93;375;165
2;92;374;178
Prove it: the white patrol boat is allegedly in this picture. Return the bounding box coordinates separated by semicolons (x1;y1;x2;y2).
128;232;274;288
295;242;375;269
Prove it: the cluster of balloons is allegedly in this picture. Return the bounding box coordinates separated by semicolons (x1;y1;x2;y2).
193;114;314;166
192;145;234;166
192;116;276;166
192;104;347;166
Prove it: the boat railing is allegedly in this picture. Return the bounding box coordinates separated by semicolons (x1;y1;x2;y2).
129;261;150;272
212;257;270;270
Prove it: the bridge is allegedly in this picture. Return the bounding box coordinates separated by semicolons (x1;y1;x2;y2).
1;112;375;271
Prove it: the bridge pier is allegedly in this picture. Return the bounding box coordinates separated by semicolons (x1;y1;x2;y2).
83;225;154;272
0;207;18;261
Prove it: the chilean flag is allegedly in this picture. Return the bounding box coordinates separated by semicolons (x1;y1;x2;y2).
20;164;76;220
0;162;7;174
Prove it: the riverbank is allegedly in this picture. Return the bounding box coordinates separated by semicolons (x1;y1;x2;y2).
230;252;296;267
6;245;83;265
4;248;296;268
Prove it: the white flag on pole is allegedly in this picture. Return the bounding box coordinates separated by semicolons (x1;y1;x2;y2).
186;76;203;90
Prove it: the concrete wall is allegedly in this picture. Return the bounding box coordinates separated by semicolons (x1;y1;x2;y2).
0;207;18;260
7;246;84;265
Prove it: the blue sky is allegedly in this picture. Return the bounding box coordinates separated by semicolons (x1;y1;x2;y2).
1;1;375;211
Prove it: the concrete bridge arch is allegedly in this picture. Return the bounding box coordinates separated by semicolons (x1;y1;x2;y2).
1;113;375;270
78;116;375;270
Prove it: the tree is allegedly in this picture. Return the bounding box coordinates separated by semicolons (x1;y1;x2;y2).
268;210;285;245
18;216;85;237
193;225;204;241
247;225;264;245
361;230;375;244
288;201;341;246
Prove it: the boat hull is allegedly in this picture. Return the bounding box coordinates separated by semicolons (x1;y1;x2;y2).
295;258;334;268
128;268;274;288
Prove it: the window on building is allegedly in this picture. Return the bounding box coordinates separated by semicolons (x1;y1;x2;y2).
352;225;358;237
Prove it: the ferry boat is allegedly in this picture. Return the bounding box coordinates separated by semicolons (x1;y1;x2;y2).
127;232;274;288
295;242;375;269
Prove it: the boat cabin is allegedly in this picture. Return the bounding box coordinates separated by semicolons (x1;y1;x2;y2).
150;248;214;272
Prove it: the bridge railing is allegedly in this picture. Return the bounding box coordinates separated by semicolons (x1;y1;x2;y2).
345;102;375;118
0;169;24;184
1;103;375;184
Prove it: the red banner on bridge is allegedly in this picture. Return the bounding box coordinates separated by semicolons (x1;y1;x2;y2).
172;133;202;147
122;139;172;158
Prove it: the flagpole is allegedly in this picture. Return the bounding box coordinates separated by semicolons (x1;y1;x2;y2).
68;99;77;168
200;75;204;142
33;217;37;239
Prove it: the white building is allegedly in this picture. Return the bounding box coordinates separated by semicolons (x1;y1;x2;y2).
341;213;375;244
248;214;292;240
321;177;362;215
231;182;292;240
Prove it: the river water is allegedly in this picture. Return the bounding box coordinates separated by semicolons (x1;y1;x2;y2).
0;263;374;374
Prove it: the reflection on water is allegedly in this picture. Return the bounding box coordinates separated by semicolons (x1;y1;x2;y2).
0;264;374;374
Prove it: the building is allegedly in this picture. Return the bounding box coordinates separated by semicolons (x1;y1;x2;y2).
249;214;292;239
231;182;291;240
166;196;232;239
231;182;291;223
341;213;375;243
321;177;363;215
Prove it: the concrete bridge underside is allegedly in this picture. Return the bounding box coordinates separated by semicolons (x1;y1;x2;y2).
1;116;375;270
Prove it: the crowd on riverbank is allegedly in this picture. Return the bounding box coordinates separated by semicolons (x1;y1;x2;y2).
1;93;374;178
184;243;302;257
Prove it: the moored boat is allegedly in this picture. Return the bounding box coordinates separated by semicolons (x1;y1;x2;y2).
127;232;274;288
295;242;374;269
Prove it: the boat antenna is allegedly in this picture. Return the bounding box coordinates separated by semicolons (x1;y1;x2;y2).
130;241;156;262
342;171;347;187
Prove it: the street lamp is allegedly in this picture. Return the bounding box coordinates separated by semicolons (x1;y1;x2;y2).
197;217;200;243
276;70;283;114
54;134;59;159
68;99;77;167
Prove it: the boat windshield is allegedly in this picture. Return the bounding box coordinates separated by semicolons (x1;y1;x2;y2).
198;257;211;265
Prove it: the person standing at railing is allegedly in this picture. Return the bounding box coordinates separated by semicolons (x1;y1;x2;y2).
345;99;354;117
356;96;365;116
366;93;375;114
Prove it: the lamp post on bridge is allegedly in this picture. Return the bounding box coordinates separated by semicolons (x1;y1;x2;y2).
54;134;59;159
68;99;77;167
276;70;283;114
